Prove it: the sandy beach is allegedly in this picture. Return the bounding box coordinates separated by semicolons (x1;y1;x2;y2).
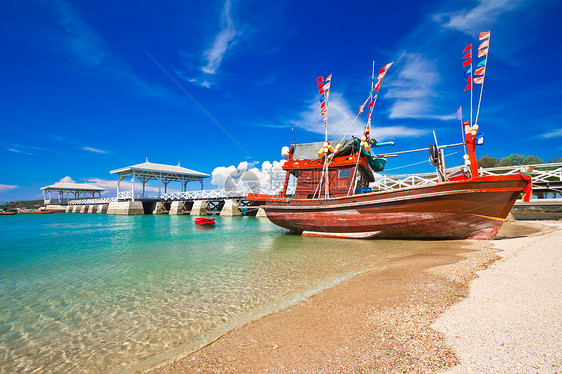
145;221;561;373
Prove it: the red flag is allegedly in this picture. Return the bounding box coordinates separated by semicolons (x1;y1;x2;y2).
317;83;324;89
320;101;326;108
463;44;472;53
473;76;484;84
474;66;486;76
479;39;489;50
464;76;472;91
368;100;375;108
374;80;381;92
522;181;532;202
316;76;324;83
318;88;324;95
463;58;472;67
321;107;328;116
463;51;471;59
367;110;373;120
478;48;488;58
479;31;490;40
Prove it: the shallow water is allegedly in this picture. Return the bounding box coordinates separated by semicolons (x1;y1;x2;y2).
0;214;444;373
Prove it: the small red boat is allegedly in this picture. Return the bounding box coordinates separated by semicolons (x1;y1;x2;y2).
0;210;16;215
194;218;216;226
16;208;53;214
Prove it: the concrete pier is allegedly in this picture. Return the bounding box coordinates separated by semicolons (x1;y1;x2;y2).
152;202;169;215
65;205;72;213
107;201;144;215
169;201;188;215
190;200;209;216
87;205;95;213
96;204;108;214
220;199;242;216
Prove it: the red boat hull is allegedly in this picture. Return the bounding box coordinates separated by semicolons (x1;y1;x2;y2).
262;175;530;240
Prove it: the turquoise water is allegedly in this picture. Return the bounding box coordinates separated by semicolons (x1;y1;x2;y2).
0;214;415;373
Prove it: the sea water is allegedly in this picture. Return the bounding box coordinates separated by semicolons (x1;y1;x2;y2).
0;214;419;373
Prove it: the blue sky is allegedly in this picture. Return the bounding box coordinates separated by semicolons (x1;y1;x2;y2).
1;0;561;201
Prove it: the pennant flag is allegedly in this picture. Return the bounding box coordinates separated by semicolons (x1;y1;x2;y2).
374;80;381;92
325;74;332;83
317;82;324;89
318;93;325;102
473;76;484;84
474;66;486;76
323;82;331;91
463;58;472;67
463;44;472;53
522;181;532;202
318;88;324;95
377;62;393;80
478;48;488;58
320;101;326;109
321;107;328;116
369;88;376;96
464;66;472;76
477;58;487;68
464;76;472;91
368;100;375;108
479;31;490;40
316;76;324;83
479;39;489;50
463;51;472;59
456;106;462;121
367;110;373;120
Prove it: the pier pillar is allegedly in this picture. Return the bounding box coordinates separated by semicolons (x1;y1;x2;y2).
65;205;72;213
220;199;242;216
107;201;144;215
152;202;169;215
87;205;95;213
256;207;267;218
78;205;87;213
96;204;108;214
71;206;78;213
190;200;209;216
169;201;188;215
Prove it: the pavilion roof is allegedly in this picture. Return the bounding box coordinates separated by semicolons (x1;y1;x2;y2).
109;160;209;178
41;182;105;191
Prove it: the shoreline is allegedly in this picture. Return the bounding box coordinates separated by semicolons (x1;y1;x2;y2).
142;222;553;373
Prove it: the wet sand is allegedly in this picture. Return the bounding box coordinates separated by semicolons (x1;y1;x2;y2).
144;222;555;373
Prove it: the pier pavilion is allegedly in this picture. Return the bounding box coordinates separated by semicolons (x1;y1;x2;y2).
41;182;104;205
107;159;209;215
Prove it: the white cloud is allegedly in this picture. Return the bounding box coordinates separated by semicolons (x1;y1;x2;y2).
59;176;75;183
385;53;455;121
433;0;522;35
540;129;562;138
201;0;237;75
86;177;169;196
83;146;107;154
0;184;18;193
6;147;34;155
211;160;288;191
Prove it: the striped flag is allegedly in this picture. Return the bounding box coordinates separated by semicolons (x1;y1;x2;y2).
463;44;472;53
478;48;488;58
473;76;484;84
375;62;393;92
325;74;332;83
321;107;328;115
479;39;489;50
479;31;490;40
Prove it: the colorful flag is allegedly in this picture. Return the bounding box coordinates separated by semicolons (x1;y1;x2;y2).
325;74;332;83
479;39;489;50
478;48;488;58
479;31;490;40
316;76;324;83
464;76;472;91
320;101;326;108
367;110;373;120
474;66;486;76
464;66;472;76
321;107;328;115
456;106;462;121
473;76;484;84
463;44;472;53
477;58;487;68
369;88;376;96
318;88;324;95
317;82;324;89
378;62;393;79
323;82;331;91
463;58;472;67
318;93;325;102
368;100;375;108
374;80;381;92
463;51;472;59
522;181;532;202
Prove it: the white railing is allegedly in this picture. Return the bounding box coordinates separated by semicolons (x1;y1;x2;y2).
162;186;295;200
371;162;562;191
68;197;117;205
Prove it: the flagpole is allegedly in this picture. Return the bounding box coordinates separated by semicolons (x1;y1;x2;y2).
474;37;489;126
368;60;375;131
470;53;473;126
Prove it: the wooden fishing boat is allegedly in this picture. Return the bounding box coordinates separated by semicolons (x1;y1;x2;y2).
0;210;16;215
16;208;53;214
249;44;531;240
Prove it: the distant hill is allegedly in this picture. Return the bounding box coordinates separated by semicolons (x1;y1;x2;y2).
3;200;44;209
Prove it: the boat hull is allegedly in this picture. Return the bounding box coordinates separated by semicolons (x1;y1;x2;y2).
262;175;530;240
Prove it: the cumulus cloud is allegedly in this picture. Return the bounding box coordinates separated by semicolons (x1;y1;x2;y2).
211;160;291;192
0;184;18;193
86;177;167;196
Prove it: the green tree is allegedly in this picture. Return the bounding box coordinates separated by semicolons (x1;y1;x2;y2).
477;155;499;168
522;155;544;165
498;154;526;166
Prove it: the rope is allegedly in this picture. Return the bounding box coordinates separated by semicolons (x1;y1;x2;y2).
382;150;464;172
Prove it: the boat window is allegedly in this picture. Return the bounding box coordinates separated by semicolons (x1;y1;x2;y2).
339;169;350;178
